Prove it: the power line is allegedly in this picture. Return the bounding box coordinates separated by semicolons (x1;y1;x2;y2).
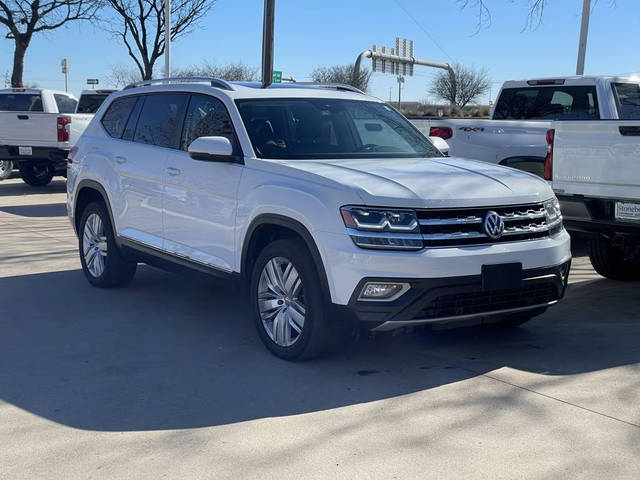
392;0;455;63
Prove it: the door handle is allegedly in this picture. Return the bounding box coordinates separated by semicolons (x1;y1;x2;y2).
114;156;127;164
166;167;181;176
17;115;29;120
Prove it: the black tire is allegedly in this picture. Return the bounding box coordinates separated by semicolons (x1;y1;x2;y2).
250;238;336;360
589;236;640;282
78;201;137;288
0;160;12;180
19;163;54;186
486;307;547;329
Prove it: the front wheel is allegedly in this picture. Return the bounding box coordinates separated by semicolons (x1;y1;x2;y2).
250;238;335;360
19;163;54;186
0;160;12;180
79;201;137;288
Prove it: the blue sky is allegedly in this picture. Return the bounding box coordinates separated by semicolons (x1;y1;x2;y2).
0;0;637;102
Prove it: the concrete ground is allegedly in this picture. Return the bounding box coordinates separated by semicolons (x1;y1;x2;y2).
0;176;639;480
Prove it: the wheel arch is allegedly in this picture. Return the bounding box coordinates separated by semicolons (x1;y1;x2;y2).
74;180;116;237
241;214;331;302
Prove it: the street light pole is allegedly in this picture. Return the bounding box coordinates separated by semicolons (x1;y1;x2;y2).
576;0;590;75
164;0;171;78
261;0;275;88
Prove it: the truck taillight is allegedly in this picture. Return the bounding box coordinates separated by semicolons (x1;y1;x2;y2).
57;116;71;142
429;126;453;140
544;129;555;181
67;146;78;164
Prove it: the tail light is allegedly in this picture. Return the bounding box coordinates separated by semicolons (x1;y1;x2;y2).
429;126;453;140
57;116;71;142
544;129;555;181
67;146;79;164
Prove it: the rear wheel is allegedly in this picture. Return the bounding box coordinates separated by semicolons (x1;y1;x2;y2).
589;236;640;281
0;160;12;180
19;163;54;186
250;238;336;360
79;201;137;287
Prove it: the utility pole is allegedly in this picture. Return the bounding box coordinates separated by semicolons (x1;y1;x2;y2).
262;0;275;87
61;59;68;92
164;0;171;77
397;76;404;110
576;0;590;75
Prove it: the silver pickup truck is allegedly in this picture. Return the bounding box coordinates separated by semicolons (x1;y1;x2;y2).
0;88;93;186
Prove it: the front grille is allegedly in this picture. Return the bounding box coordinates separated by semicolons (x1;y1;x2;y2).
414;282;559;320
417;203;559;247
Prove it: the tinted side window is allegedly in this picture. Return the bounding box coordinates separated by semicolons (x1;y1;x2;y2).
101;96;138;138
122;96;145;141
493;86;599;120
612;83;640;119
134;94;188;149
77;95;108;113
180;94;237;151
54;94;78;114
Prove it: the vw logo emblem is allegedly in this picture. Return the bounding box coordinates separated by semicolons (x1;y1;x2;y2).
483;211;505;240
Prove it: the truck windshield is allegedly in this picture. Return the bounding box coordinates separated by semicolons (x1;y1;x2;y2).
493;86;599;120
236;98;442;159
0;94;43;112
612;83;640;119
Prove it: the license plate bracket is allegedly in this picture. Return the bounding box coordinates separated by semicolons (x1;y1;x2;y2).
615;201;640;222
18;146;32;156
482;263;523;291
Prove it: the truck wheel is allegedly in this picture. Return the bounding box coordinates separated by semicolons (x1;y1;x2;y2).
79;201;137;288
0;160;12;180
19;163;54;187
589;236;640;281
250;238;335;360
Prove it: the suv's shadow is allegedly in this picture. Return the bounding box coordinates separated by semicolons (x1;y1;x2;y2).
0;265;638;432
0;178;66;197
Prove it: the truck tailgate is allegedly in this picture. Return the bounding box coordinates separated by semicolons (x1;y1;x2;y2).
0;112;57;147
553;121;640;200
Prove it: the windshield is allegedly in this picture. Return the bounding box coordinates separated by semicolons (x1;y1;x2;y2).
0;93;43;112
612;83;640;119
236;98;442;160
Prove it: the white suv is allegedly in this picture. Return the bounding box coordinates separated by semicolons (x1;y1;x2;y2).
67;78;571;359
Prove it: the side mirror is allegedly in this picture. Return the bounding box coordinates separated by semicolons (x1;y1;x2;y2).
188;136;236;162
429;136;450;156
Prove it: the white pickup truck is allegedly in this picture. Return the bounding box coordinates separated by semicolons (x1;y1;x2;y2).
410;75;638;177
549;80;640;281
0;88;93;186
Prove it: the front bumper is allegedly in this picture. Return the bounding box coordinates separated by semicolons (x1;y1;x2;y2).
340;260;570;330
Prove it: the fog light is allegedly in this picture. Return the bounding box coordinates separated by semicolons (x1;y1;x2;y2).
358;282;410;302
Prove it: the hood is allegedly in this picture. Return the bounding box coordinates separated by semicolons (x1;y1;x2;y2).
276;156;554;208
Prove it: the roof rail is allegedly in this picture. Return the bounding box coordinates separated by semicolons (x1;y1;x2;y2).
124;77;235;91
287;82;365;94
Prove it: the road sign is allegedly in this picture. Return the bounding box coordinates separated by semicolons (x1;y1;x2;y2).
395;37;414;76
372;45;396;74
272;70;282;83
371;38;414;77
87;79;99;85
60;58;68;74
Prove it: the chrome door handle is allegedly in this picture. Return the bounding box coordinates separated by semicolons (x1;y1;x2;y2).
166;167;181;176
114;156;127;164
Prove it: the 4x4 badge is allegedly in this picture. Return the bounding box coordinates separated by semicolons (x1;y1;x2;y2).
483;211;505;240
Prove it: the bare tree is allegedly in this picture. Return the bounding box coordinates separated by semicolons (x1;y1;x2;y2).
311;64;371;92
429;63;489;108
174;61;258;81
106;63;143;87
0;0;100;87
106;0;215;81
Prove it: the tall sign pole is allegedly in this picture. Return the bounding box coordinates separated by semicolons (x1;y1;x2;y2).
164;0;171;77
261;0;275;88
576;0;590;75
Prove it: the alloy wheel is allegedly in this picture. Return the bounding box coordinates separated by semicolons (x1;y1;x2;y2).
83;213;108;278
257;256;306;347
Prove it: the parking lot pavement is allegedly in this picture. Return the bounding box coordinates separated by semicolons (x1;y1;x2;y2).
1;177;639;480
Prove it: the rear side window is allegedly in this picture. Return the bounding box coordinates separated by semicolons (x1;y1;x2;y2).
54;94;77;114
77;94;109;113
612;83;640;119
180;94;237;151
134;94;188;149
493;86;600;120
0;93;43;111
101;96;138;138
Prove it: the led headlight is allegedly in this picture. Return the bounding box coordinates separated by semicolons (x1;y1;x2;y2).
341;206;423;250
543;197;563;232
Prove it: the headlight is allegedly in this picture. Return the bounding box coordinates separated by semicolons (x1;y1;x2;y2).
340;206;423;250
544;197;563;230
